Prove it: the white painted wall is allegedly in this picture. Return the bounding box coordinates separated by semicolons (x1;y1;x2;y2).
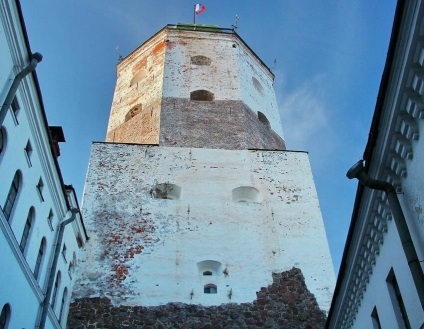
237;42;284;138
75;144;335;312
161;29;284;138
162;30;241;101
327;2;424;327
0;1;86;328
352;217;424;329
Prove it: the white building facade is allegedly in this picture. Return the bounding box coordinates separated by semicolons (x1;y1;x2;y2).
70;25;335;327
327;1;424;328
0;1;87;328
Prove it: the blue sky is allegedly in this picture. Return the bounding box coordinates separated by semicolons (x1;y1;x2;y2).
21;0;397;274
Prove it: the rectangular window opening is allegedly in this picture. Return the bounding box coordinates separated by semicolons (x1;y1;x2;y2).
25;140;33;167
62;244;67;263
386;268;411;329
37;178;44;202
47;209;54;231
20;213;32;253
3;173;20;221
11;96;20;125
371;306;382;329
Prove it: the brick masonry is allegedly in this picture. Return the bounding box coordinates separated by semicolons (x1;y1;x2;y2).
68;267;326;329
159;97;285;150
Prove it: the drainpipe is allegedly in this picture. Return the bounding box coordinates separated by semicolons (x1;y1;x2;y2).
38;208;79;329
0;52;43;126
347;160;424;309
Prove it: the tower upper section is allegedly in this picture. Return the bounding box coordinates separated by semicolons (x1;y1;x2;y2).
106;24;285;150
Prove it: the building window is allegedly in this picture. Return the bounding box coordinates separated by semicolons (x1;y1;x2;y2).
10;97;20;125
125;105;142;122
68;262;74;279
51;271;61;309
20;207;35;254
59;288;68;324
47;209;54;231
3;171;21;221
36;178;44;202
371;306;382;329
204;284;217;294
151;183;182;200
34;237;46;280
190;89;214;101
257;111;270;128
24;140;33;167
61;244;67;262
386;268;411;329
0;304;11;329
203;271;213;276
0;127;6;157
232;186;262;203
191;55;212;66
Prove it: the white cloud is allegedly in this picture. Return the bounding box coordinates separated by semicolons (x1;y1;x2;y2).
279;75;332;152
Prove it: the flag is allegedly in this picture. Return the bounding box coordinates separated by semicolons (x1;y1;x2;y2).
195;4;206;16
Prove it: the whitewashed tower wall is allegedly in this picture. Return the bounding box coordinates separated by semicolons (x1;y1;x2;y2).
70;25;335;327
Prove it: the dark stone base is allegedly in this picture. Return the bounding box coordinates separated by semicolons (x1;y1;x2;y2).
68;267;325;329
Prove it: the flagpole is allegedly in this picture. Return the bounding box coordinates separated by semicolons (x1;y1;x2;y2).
193;4;196;24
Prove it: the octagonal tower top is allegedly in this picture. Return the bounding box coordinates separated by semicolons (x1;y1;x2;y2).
106;24;285;150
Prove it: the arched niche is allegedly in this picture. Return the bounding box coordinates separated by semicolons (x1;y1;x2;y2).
257;111;271;128
252;77;264;94
151;183;182;200
125;104;142;122
190;89;214;101
191;55;212;66
197;260;222;276
232;186;262;203
130;69;147;86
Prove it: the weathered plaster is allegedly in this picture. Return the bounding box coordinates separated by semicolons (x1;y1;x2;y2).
74;144;335;312
105;27;285;148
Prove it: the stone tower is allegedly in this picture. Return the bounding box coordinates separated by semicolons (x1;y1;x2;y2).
70;25;335;327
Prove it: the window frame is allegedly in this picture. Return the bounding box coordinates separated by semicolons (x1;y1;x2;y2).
10;96;20;125
36;177;45;202
51;271;61;309
24;140;33;167
0;304;11;329
204;284;217;294
3;171;21;221
20;207;35;254
0;127;6;157
386;268;411;329
58;288;68;324
34;237;46;280
47;209;54;231
61;244;67;263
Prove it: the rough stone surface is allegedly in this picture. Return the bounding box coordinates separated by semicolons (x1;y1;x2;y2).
68;268;326;329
